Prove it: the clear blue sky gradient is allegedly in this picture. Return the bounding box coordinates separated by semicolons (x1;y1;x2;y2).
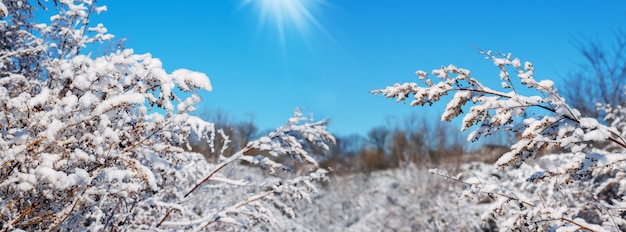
89;1;625;136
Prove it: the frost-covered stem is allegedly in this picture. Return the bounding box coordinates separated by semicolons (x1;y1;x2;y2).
537;193;546;208
120;122;168;154
196;191;276;231
585;189;619;229
560;218;598;232
608;136;626;150
429;171;471;185
498;65;519;96
157;215;212;228
430;171;535;207
233;191;274;209
184;149;248;198
72;0;95;57
156;210;172;228
490;191;535;207
158;190;273;229
602;205;619;230
8;199;37;227
103;201;120;230
455;87;576;120
159;147;253;227
50;194;83;231
455;87;626;149
0;46;45;60
60;106;135;140
13;136;46;156
2;105;9;129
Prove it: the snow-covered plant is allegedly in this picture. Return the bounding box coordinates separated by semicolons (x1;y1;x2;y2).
600;102;626;151
0;1;334;230
374;50;626;230
293;165;486;231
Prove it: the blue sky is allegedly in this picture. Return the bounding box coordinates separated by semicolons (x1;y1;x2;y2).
91;1;625;136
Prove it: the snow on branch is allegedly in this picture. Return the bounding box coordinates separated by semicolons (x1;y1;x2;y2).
154;109;335;230
373;50;626;168
243;109;335;166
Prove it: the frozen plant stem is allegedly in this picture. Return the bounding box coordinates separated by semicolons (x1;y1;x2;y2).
429;170;535;207
184;149;246;198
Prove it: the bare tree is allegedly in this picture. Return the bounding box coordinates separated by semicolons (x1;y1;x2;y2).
367;126;389;155
562;31;626;120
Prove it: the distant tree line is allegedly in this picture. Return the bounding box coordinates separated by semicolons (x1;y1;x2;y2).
189;111;505;175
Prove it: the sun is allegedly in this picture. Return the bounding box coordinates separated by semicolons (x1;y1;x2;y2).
241;0;327;45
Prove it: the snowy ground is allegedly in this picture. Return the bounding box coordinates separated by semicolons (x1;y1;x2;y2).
279;164;491;231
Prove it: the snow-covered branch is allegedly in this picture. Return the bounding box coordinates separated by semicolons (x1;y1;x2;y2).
374;50;626;231
373;50;626;168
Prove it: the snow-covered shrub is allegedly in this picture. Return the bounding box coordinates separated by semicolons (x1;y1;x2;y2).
277;164;487;231
374;50;626;231
0;1;334;230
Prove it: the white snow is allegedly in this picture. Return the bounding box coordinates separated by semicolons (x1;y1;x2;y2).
29;88;50;107
105;169;129;182
579;117;599;129
93;92;145;115
79;91;99;109
171;69;212;92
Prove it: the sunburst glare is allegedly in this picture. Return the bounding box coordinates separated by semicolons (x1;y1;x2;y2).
241;0;328;45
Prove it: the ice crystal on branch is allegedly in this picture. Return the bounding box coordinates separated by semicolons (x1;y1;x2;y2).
373;50;626;168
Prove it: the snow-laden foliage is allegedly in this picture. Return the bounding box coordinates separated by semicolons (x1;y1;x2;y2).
0;1;334;230
374;50;626;168
280;164;487;231
374;51;626;231
429;152;626;231
600;103;626;152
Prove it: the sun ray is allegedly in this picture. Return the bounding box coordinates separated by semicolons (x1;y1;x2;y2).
241;0;329;46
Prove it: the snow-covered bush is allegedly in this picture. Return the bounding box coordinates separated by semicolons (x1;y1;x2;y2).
0;1;334;230
284;164;486;231
374;50;626;231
